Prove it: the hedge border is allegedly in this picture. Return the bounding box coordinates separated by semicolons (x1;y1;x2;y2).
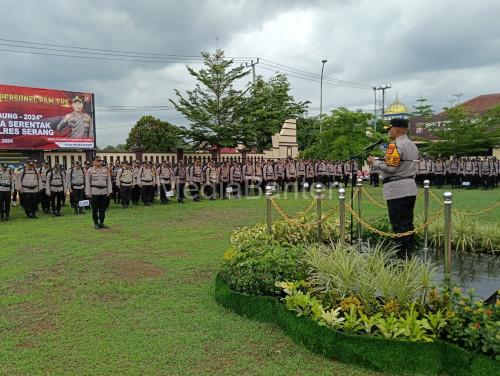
215;274;498;376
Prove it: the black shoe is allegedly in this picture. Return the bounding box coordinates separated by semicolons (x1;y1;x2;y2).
0;215;4;222
32;214;38;219
4;216;9;221
99;224;109;229
94;224;101;230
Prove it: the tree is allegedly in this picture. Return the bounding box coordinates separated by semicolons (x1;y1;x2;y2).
125;115;185;152
297;116;320;150
243;74;309;150
301;108;383;161
98;144;127;152
412;97;434;117
169;49;250;158
424;105;500;157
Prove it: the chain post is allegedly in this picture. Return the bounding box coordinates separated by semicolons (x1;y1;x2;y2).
356;177;363;247
443;191;453;285
423;179;430;258
315;183;323;241
339;187;346;242
265;185;273;235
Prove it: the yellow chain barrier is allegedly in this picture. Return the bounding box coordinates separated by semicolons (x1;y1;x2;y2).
298;197;317;215
361;189;386;208
452;201;500;216
429;190;442;205
269;197;316;229
345;202;443;238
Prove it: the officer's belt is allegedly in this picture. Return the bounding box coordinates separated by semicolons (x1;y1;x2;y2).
91;185;107;188
22;185;38;189
0;183;11;187
383;176;414;184
50;184;63;187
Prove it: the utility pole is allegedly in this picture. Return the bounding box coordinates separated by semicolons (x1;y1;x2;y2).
319;59;328;143
245;58;260;84
375;84;391;118
453;93;463;105
373;87;377;132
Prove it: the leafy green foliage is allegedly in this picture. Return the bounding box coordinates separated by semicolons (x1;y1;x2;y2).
304;242;435;311
125;115;185;152
429;212;500;254
424;105;500;157
442;287;500;360
170;49;251;151
220;241;308;296
242;74;309;150
301;108;384;161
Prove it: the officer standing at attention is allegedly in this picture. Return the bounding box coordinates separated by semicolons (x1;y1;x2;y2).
0;163;14;221
85;156;112;229
46;163;66;216
367;118;418;257
68;161;86;214
17;160;42;219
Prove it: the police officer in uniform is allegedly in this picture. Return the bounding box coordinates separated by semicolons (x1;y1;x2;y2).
38;160;51;214
17;160;42;218
117;161;133;208
68;161;86;214
173;160;187;204
85;156;112;229
157;161;173;204
367;118;418;257
46;163;67;216
0;163;14;221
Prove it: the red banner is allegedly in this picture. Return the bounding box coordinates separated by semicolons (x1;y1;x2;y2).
0;84;95;150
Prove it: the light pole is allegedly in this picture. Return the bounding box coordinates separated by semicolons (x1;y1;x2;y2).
319;59;328;142
453;93;463;105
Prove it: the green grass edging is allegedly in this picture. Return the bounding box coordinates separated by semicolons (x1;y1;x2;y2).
215;274;499;376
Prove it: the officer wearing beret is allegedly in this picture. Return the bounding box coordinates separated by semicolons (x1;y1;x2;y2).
367;118;419;257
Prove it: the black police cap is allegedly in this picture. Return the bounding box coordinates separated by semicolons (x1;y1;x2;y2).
389;118;409;128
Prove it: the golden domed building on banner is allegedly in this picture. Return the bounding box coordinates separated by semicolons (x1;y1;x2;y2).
384;95;411;120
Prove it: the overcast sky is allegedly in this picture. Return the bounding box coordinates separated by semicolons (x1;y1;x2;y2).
1;0;499;146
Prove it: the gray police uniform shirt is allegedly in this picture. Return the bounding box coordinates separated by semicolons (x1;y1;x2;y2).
373;134;418;201
85;167;112;196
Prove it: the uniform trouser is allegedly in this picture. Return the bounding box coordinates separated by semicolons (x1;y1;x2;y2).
176;182;186;202
40;190;50;212
297;176;305;190
159;182;172;203
343;175;350;186
204;182;217;199
132;185;141;204
276;177;284;192
371;173;380;187
306;177;314;191
141;185;154;204
449;173;460;188
434;174;444;188
112;182;120;203
91;195;107;225
481;175;491;189
70;188;85;211
287;178;296;192
219;181;228;199
50;191;64;213
0;191;11;217
229;181;241;197
22;192;39;216
188;182;201;200
318;175;328;188
120;186;132;206
328;175;334;188
387;195;416;258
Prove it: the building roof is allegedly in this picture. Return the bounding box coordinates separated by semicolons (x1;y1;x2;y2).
455;93;500;115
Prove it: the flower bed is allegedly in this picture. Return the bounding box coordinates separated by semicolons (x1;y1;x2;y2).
218;220;499;374
215;275;498;376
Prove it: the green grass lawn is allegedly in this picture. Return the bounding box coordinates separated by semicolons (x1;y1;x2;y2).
1;187;499;375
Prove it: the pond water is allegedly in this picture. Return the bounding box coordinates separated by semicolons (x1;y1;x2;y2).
416;249;500;299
